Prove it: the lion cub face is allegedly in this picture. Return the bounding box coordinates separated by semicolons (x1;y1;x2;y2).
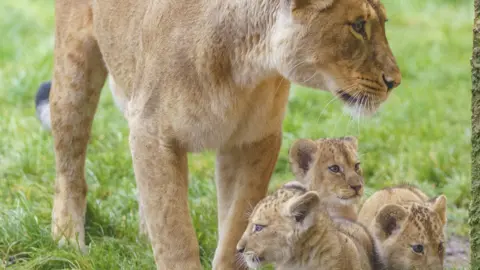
374;196;447;269
289;136;363;206
236;184;321;269
273;0;401;115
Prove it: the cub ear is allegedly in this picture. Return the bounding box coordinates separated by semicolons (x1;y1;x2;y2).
283;180;308;191
289;139;317;181
288;0;335;12
284;191;320;230
341;136;358;151
430;195;447;225
374;204;408;242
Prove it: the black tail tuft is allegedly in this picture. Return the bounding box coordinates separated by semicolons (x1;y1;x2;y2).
35;81;52;130
35;81;51;107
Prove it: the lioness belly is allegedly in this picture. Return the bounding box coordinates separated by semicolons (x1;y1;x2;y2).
91;0;148;94
170;78;291;152
108;75;290;152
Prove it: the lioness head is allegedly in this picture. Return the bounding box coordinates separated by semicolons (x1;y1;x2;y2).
373;196;447;269
289;136;364;206
272;0;401;115
236;183;321;269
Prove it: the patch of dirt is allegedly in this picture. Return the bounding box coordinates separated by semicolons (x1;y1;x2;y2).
445;234;470;269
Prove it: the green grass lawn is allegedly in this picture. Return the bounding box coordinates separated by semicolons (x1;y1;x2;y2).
0;0;473;269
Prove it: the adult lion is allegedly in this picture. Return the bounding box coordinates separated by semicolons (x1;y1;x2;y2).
35;0;400;269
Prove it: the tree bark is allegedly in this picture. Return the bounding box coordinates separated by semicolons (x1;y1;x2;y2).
471;0;480;268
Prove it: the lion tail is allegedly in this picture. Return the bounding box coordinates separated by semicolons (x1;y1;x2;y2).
35;81;52;130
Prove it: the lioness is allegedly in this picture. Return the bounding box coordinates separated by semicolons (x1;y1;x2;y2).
236;182;382;270
35;0;400;269
358;185;447;269
288;136;363;221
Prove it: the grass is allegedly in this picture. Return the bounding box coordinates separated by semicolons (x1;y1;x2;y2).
0;0;472;269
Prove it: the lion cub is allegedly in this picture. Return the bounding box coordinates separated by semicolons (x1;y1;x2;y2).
358;185;447;269
288;136;363;221
236;182;380;270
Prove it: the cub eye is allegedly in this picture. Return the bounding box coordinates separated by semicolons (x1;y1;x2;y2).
354;162;361;172
253;224;265;232
438;242;444;253
411;244;424;254
351;19;366;34
328;165;340;173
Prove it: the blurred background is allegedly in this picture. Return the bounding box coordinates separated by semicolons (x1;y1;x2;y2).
0;0;472;269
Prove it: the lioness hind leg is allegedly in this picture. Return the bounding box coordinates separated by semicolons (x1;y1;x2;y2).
213;132;282;270
50;1;107;252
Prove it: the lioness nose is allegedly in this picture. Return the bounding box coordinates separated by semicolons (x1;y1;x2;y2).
237;247;245;253
350;185;362;193
382;74;397;91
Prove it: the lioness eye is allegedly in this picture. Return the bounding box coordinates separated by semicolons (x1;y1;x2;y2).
328;165;340;173
411;244;424;254
351;19;366;34
253;224;264;232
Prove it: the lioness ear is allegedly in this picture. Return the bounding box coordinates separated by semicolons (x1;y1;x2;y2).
341;136;358;151
289;139;317;181
285;191;320;230
289;0;334;12
374;204;408;242
430;195;447;225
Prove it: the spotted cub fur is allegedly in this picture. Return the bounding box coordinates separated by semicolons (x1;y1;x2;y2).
236;182;382;270
358;185;447;269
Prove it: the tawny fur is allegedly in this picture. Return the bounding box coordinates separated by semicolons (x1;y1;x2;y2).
42;0;401;269
288;136;364;221
236;184;380;270
358;185;447;269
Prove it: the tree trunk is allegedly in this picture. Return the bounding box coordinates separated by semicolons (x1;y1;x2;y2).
471;0;480;268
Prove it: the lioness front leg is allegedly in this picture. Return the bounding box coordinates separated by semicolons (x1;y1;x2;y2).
50;1;107;251
213;132;282;269
128;121;202;270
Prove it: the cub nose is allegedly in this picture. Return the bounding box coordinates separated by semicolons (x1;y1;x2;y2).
350;185;362;193
237;247;245;253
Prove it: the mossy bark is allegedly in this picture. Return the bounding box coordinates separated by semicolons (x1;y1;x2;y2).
472;0;480;268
